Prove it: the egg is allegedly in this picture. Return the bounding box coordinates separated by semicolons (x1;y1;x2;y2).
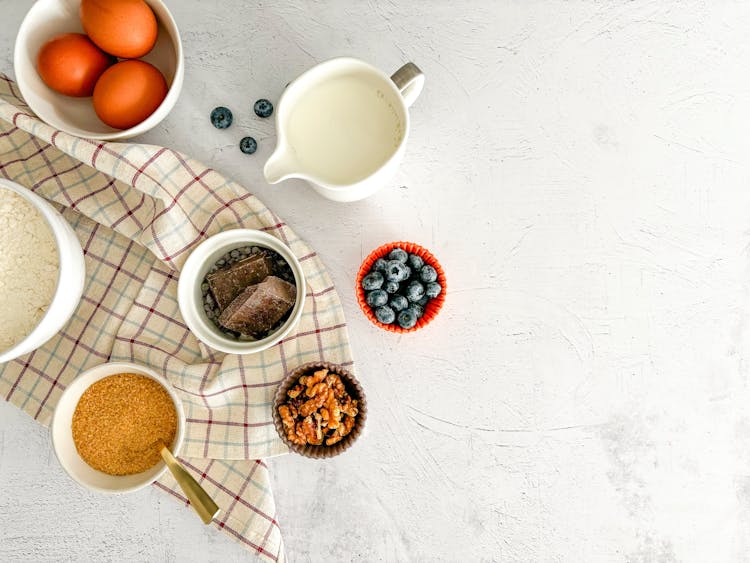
36;33;114;97
80;0;158;59
93;60;168;130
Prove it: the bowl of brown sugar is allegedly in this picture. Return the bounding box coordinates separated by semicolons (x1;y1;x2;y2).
51;361;185;493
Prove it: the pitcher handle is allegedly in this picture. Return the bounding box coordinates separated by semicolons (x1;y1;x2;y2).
391;63;424;108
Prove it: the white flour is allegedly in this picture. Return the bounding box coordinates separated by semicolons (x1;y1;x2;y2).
0;190;59;351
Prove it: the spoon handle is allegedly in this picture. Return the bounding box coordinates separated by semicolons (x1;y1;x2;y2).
160;445;220;524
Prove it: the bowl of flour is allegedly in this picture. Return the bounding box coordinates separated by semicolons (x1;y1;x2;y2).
0;179;85;364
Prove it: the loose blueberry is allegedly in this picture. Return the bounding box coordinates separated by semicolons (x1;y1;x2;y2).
420;264;438;283
416;296;429;307
406;280;425;302
408;303;425;319
366;289;389;307
425;282;442;299
390;294;409;312
388;248;408;263
397;308;418;329
210;106;233;129
254;99;274;118
362;271;384;290
375;305;396;324
408;254;424;271
385;280;400;294
239;136;257;154
373;258;389;272
385;260;411;283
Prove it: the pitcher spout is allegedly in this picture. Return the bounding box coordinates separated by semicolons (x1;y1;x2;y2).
264;147;298;184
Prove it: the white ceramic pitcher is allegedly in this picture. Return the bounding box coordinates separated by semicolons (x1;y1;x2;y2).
263;57;424;202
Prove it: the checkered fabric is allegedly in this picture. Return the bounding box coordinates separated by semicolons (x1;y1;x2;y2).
0;73;354;561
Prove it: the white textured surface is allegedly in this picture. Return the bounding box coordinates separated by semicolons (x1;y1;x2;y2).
3;1;750;561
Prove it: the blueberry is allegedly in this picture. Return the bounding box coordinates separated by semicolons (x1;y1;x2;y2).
390;294;408;312
385;260;411;283
210;106;233;129
254;99;274;118
385;280;400;294
362;271;384;290
406;280;425;302
417;296;429;307
375;305;396;324
373;258;389;272
388;248;408;263
420;264;438;283
239;136;257;154
366;289;388;307
397;308;418;329
408;254;424;271
408;304;425;319
425;282;442;299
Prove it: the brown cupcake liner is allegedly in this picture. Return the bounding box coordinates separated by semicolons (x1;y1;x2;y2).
272;361;366;459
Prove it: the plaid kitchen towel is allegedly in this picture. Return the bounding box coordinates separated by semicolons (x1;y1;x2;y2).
0;73;354;562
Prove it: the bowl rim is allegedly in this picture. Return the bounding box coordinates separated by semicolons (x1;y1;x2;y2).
177;229;306;355
271;361;366;459
12;0;184;141
50;361;186;494
356;241;446;333
0;179;82;363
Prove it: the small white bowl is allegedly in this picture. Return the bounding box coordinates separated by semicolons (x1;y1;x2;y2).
51;361;185;494
13;0;184;140
0;179;85;364
178;229;306;355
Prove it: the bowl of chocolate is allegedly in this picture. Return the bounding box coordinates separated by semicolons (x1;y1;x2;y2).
178;229;306;354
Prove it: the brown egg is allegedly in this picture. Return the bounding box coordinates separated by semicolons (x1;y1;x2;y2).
36;33;114;97
93;60;168;130
80;0;158;59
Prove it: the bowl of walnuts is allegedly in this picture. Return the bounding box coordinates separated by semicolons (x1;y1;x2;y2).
272;362;366;458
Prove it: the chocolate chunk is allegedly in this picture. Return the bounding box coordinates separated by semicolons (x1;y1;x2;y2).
207;254;273;310
218;276;297;337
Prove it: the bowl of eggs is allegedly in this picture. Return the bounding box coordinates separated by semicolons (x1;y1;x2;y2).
13;0;183;140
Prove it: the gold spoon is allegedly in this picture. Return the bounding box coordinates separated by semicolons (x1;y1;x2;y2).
158;441;220;524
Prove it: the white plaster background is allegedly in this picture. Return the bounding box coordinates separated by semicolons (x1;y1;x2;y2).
2;1;750;561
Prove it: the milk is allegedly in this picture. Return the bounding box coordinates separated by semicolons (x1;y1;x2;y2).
286;75;404;185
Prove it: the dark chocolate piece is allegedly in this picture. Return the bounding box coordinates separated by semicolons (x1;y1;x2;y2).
218;276;297;336
207;254;273;310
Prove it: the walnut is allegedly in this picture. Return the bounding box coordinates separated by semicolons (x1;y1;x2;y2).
287;427;305;445
300;368;327;389
325;432;343;446
306;381;329;398
287;384;303;399
340;396;358;418
313;412;324;443
299;390;327;417
326;374;346;398
278;405;295;430
340;415;355;437
291;422;306;445
299;416;318;444
325;390;342;430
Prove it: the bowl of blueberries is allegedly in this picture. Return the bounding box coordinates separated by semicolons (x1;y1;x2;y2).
356;242;446;333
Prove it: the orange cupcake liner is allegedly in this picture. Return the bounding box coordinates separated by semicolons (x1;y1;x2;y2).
356;241;446;333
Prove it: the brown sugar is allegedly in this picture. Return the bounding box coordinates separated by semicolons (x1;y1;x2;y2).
72;373;178;476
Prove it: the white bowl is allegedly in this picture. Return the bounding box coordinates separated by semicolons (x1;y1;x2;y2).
51;361;185;494
0;179;85;364
178;229;306;355
13;0;183;140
